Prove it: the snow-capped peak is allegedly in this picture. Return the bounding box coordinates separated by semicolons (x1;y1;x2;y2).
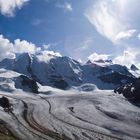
86;59;113;67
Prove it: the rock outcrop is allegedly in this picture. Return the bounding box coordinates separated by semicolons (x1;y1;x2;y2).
114;78;140;102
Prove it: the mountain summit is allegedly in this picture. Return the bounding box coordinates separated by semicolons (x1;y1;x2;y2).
130;64;139;71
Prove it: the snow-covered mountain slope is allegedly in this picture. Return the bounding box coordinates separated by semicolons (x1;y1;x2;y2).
0;53;136;90
82;61;135;89
0;69;38;93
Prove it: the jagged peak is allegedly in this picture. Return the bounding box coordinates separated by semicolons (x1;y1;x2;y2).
130;64;139;71
87;59;112;64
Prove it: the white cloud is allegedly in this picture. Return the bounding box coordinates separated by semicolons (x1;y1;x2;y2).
88;53;109;62
14;39;37;54
80;38;93;50
137;33;140;40
0;0;29;17
115;29;137;41
85;0;123;43
0;35;15;60
37;50;62;62
0;35;38;60
43;44;51;50
85;0;138;43
56;2;73;12
0;34;62;62
64;2;73;11
113;48;140;67
43;50;61;57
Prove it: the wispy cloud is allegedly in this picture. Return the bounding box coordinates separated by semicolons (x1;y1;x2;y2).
31;19;44;26
43;41;61;50
56;2;73;12
137;33;140;40
0;0;29;17
115;29;137;42
85;0;138;44
76;37;93;51
43;44;51;50
66;37;94;62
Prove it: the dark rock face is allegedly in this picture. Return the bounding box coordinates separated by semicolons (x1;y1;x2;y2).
98;72;135;85
53;79;69;90
15;75;39;93
114;78;140;102
0;58;14;70
130;64;139;71
49;75;69;90
0;96;11;109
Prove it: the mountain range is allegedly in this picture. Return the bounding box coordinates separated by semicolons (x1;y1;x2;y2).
0;52;139;93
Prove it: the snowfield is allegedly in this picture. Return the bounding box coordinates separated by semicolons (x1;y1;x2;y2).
0;88;140;140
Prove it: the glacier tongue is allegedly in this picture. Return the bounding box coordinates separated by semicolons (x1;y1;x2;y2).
0;87;140;140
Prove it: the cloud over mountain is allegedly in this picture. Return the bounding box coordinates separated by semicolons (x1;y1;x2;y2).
0;34;62;61
0;35;38;61
14;39;37;54
113;48;140;67
88;53;109;62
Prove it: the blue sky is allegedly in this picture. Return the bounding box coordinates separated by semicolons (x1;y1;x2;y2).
0;0;140;68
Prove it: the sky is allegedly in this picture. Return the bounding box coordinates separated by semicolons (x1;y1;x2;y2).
0;0;140;68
